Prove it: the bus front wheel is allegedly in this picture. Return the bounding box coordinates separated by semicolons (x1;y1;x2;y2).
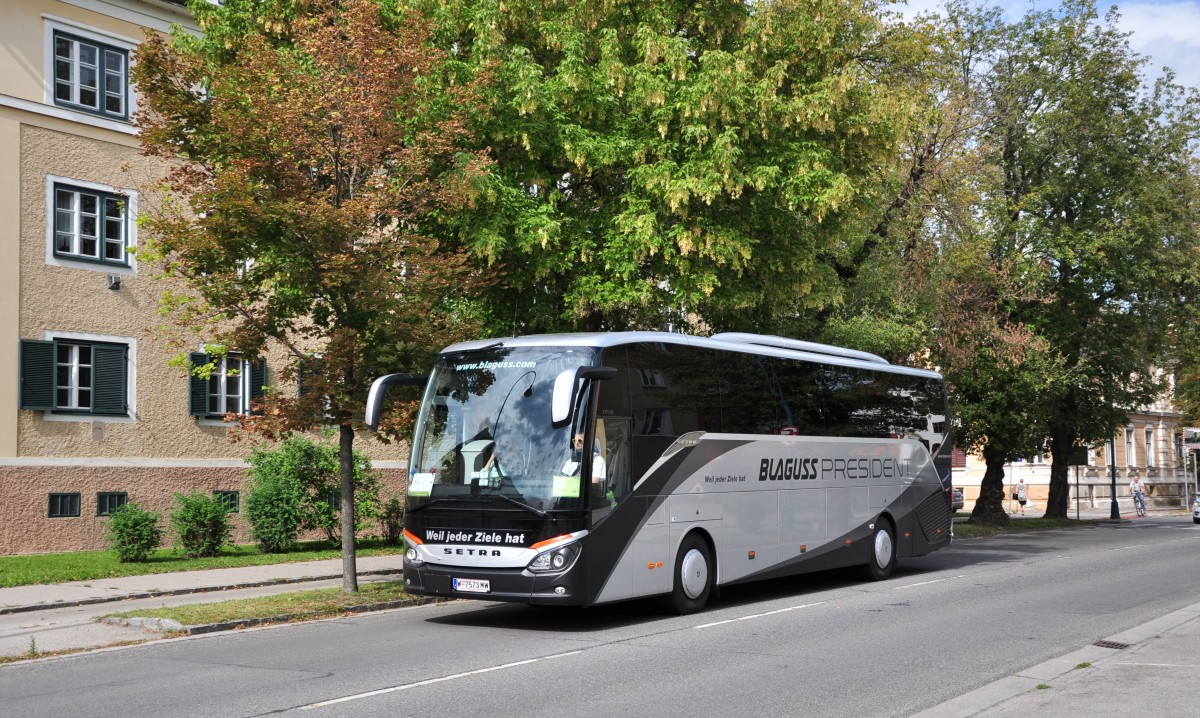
668;534;712;614
863;519;896;581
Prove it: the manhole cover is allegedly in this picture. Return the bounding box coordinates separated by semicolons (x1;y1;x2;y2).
1093;640;1132;650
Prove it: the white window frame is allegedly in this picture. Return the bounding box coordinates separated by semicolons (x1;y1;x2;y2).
42;330;137;424
208;354;246;416
1146;426;1156;468
43;16;138;130
197;350;254;425
55;342;93;410
1126;427;1136;467
45;176;137;274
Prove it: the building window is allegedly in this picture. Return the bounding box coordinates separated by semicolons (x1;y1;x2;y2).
19;338;129;416
96;492;128;516
189;351;267;418
53;31;128;120
53;184;128;266
210;354;243;415
214;490;240;513
637;368;665;387
1126;427;1135;467
1146;427;1156;468
48;493;82;518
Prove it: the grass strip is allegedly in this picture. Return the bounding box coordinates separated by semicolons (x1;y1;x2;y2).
953;517;1101;539
103;580;412;627
0;539;404;588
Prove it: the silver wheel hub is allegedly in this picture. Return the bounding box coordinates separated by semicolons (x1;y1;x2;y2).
680;548;708;599
873;529;893;569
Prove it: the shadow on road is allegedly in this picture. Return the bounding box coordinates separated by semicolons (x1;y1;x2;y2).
423;519;1185;633
424;564;936;633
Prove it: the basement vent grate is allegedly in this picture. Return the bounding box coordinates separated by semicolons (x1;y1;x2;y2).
1093;640;1132;650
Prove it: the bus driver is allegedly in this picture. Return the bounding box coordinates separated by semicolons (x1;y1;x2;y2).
564;432;606;484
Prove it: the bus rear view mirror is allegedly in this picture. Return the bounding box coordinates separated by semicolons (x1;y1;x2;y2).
551;366;617;427
364;373;428;430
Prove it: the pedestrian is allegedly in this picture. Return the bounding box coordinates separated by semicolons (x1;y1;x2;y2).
1016;478;1028;515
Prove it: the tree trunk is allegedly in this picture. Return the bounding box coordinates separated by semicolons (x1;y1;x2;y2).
340;421;358;592
969;443;1011;526
1045;426;1076;518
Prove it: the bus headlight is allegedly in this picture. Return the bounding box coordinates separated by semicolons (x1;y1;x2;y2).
405;546;425;568
528;543;580;573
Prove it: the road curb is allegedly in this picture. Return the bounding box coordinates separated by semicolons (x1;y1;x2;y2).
0;568;403;616
102;595;446;635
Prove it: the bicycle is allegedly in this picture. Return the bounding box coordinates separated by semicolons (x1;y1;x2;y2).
1132;491;1147;516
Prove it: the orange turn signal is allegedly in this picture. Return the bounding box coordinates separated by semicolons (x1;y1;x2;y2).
531;533;577;550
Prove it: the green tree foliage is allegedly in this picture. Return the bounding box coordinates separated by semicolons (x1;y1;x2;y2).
982;0;1200;517
412;0;932;333
914;0;1200;520
104;503;164;563
134;0;490;589
170;492;234;558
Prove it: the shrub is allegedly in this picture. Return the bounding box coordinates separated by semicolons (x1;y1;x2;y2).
380;495;405;546
245;457;304;553
244;436;382;550
170;492;233;558
104;503;162;563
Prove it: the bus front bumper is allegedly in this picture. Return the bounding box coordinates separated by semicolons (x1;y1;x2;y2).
402;562;587;606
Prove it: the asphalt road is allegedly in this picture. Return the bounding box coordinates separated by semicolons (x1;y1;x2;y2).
4;516;1199;718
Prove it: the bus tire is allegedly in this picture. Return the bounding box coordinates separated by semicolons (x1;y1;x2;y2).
863;518;896;581
668;533;712;614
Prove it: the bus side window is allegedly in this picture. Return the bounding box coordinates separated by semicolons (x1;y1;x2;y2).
600;417;632;501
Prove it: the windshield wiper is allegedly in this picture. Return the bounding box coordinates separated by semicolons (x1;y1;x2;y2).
492;492;547;517
406;497;459;513
408;492;545;517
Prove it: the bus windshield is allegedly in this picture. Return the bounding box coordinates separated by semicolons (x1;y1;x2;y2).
407;345;598;513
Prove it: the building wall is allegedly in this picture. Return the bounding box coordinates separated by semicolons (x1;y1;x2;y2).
0;0;413;555
2;462;407;555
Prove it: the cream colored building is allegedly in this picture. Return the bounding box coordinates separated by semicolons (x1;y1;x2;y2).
1;0;406;554
953;391;1190;514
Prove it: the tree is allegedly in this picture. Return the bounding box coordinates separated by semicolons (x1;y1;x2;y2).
134;0;490;590
413;0;933;334
980;0;1200;517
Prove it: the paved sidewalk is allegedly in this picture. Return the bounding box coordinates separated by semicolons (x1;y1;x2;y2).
0;554;404;613
912;601;1200;717
0;554;405;659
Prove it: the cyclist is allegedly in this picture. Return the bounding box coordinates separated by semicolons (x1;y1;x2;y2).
1129;473;1147;516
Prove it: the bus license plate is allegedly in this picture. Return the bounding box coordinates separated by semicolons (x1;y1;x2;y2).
453;578;490;593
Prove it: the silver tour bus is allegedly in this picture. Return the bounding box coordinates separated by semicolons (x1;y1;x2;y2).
365;332;953;613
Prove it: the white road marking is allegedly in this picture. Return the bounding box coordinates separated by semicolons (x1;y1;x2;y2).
300;650;582;709
693;601;825;629
893;575;965;590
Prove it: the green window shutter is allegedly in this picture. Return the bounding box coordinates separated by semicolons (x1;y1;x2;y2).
91;344;128;415
250;359;267;414
19;340;56;411
188;352;210;417
297;361;313;398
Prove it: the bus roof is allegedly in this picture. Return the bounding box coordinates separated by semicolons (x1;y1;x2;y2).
438;332;943;381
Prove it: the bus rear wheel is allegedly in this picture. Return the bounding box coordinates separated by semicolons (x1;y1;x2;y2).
863;519;896;581
667;534;712;614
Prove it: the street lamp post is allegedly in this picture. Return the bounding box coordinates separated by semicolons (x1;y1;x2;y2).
1109;436;1121;520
